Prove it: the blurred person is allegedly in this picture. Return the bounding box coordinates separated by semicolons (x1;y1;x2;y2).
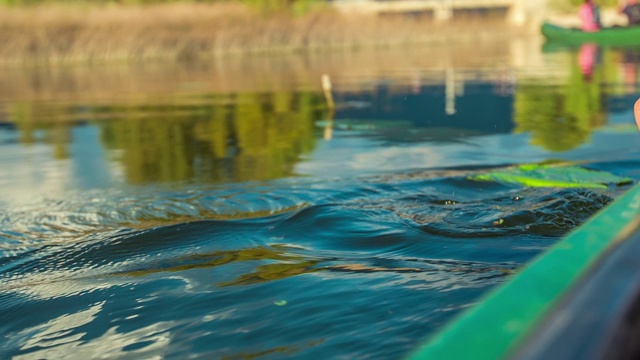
619;0;640;26
580;0;602;32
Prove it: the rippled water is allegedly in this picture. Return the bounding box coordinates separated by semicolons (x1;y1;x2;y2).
1;39;640;359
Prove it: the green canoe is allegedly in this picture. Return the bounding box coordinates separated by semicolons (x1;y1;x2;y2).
407;181;640;359
542;22;640;46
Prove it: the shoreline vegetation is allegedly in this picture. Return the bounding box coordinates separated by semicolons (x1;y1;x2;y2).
0;2;527;64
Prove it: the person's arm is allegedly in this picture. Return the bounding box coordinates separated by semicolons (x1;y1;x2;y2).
634;98;640;130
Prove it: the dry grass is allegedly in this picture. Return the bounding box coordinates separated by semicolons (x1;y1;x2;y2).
0;37;527;102
0;2;517;63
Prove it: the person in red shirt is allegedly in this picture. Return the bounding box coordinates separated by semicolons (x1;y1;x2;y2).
580;0;602;32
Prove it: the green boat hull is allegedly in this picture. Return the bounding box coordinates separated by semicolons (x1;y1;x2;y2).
542;22;640;46
407;181;640;359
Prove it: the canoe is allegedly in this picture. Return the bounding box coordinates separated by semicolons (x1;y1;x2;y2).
406;182;640;359
542;22;640;46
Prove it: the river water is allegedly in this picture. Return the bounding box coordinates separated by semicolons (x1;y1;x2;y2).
1;37;640;359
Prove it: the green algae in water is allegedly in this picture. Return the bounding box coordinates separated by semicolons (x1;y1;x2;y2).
471;164;633;189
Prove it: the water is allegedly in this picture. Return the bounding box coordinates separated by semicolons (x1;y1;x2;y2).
1;38;640;359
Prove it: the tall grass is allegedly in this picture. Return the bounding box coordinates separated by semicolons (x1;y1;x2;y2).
0;0;324;15
549;0;620;14
0;0;312;6
0;2;514;63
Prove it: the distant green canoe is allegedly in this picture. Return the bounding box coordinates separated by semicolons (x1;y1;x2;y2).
542;22;640;46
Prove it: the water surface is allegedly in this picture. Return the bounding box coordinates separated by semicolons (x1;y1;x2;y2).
1;38;640;359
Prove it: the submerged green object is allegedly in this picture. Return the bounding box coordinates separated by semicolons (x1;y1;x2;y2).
406;182;640;360
273;300;287;306
471;164;632;189
541;22;640;46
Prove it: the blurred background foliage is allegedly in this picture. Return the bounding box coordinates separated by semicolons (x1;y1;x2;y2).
549;0;621;13
0;0;323;14
0;0;620;8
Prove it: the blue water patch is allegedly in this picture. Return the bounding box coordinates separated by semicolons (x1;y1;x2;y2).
0;172;624;359
1;43;640;358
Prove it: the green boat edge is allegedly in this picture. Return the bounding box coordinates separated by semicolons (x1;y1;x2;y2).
406;181;640;360
541;22;640;46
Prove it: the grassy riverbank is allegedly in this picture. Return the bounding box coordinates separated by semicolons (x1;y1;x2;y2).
0;2;519;63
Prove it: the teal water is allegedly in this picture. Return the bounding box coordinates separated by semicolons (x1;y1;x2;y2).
1;41;640;359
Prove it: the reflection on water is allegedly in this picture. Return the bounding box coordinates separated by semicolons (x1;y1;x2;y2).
8;91;323;184
514;50;605;152
514;46;640;152
334;81;514;140
2;44;639;189
99;92;322;184
2;38;640;359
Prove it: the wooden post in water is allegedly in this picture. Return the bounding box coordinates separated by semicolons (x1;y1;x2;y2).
434;0;453;22
321;74;335;140
445;67;456;115
508;0;525;25
322;74;335;110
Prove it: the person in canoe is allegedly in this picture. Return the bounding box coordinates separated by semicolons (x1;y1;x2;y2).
580;0;602;32
619;0;640;26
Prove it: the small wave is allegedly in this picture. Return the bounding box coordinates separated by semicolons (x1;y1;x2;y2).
0;163;629;359
394;187;612;238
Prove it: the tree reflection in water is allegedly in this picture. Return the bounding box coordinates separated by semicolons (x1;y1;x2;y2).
8;90;324;184
514;46;609;152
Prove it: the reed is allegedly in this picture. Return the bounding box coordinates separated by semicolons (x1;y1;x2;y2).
0;2;515;63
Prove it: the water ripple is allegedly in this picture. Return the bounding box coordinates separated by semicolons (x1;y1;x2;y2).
0;165;630;359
